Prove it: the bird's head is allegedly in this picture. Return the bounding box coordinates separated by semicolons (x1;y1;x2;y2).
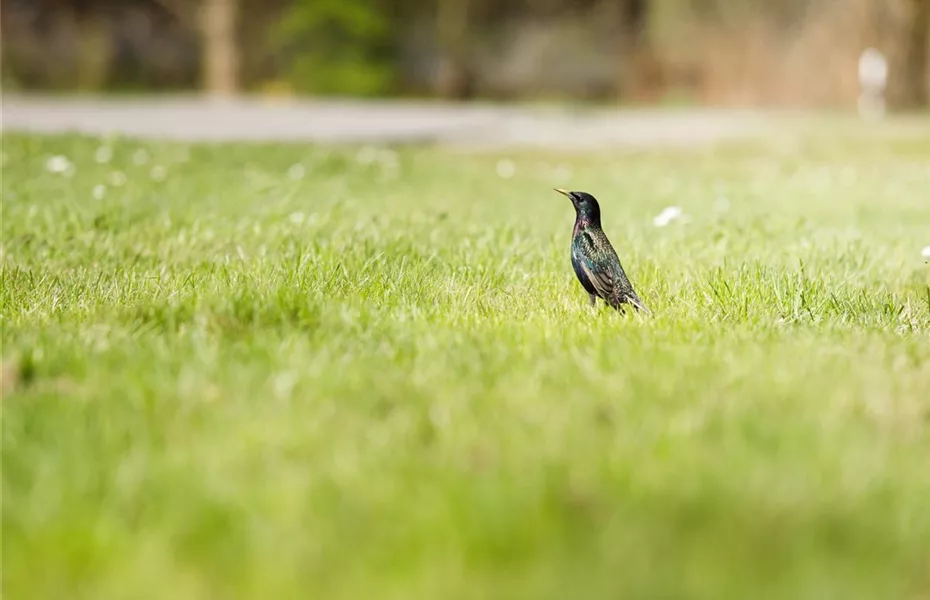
555;189;601;223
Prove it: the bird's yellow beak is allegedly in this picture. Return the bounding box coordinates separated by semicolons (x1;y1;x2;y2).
554;188;571;197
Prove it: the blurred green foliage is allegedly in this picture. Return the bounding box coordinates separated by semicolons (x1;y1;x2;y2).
271;0;396;95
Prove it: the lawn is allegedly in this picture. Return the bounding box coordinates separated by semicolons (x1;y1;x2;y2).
2;124;930;600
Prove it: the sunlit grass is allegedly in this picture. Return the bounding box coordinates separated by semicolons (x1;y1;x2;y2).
3;129;930;600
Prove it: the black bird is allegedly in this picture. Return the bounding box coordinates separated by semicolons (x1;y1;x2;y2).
556;189;649;314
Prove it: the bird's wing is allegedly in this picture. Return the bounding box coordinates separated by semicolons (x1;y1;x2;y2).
573;234;615;300
577;230;651;313
577;259;615;299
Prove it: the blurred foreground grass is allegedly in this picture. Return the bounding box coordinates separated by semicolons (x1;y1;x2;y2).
2;127;930;600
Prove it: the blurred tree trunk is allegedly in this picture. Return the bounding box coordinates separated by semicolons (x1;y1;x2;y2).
201;0;239;95
436;0;473;99
76;15;114;91
621;0;647;55
47;3;82;89
618;0;658;101
154;0;240;95
900;0;929;107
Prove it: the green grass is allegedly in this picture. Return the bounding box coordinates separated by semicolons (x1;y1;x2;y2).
3;127;930;600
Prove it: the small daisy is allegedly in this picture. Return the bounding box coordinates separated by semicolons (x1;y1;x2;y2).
287;164;306;180
653;206;683;227
496;158;515;179
95;146;113;164
46;155;73;174
109;171;127;187
379;149;400;171
355;146;378;165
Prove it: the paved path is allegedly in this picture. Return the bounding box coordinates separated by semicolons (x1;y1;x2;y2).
2;94;772;148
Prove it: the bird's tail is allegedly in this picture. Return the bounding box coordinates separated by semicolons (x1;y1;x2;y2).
622;291;651;315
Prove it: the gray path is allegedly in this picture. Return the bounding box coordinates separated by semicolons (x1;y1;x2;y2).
2;94;771;148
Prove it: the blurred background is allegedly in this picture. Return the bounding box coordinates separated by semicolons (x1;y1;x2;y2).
1;0;927;110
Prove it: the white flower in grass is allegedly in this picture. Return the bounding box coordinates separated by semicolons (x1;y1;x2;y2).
355;146;378;166
496;158;515;179
287;164;306;180
272;371;297;399
379;149;399;171
150;165;167;181
132;149;149;165
46;155;73;174
92;185;107;200
922;246;930;260
653;206;683;227
713;195;730;213
109;171;127;187
288;212;306;225
95;146;113;164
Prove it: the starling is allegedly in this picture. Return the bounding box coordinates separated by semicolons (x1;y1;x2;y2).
556;189;650;314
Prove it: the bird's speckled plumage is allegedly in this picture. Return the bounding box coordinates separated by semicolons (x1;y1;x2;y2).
556;189;649;314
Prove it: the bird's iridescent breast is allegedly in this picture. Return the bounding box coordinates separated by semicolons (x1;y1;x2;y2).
570;239;597;295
